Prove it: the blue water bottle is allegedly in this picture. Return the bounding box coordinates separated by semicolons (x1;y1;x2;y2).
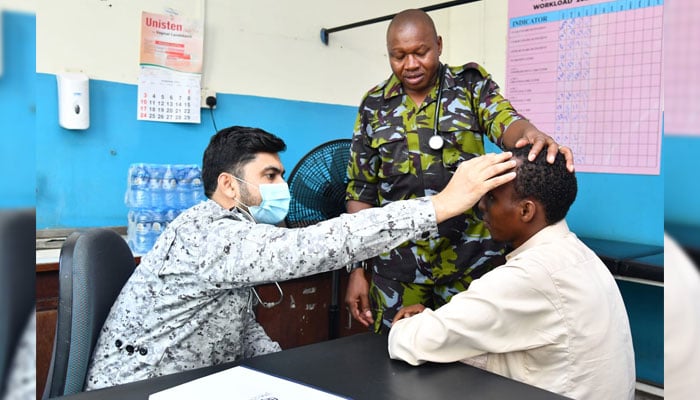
126;164;149;208
190;166;204;205
162;165;178;209
149;210;166;248
146;164;166;209
129;209;152;254
175;166;192;209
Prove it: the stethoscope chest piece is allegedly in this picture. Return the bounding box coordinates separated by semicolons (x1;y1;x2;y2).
429;135;444;150
429;63;447;152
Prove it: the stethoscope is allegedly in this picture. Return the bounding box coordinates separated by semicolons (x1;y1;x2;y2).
428;63;447;151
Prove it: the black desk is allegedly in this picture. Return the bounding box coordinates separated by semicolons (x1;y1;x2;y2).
619;252;664;282
579;236;663;283
57;333;568;400
578;237;662;264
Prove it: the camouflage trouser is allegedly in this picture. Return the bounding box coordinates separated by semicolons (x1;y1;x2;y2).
369;273;473;333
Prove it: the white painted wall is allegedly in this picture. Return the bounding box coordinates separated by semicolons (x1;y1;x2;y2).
36;0;510;106
0;0;36;13
444;0;509;94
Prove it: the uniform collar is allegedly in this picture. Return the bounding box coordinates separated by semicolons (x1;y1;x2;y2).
383;73;406;100
505;219;572;261
203;198;251;221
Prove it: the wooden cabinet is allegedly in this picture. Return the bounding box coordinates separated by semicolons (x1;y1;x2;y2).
255;272;333;349
255;270;370;350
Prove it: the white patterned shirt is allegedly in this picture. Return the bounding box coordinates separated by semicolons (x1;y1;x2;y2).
87;198;437;390
389;220;635;400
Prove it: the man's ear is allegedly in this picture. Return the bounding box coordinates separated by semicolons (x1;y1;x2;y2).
519;199;537;223
217;173;238;200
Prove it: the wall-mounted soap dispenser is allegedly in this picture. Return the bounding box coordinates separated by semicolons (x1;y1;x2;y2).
57;72;90;130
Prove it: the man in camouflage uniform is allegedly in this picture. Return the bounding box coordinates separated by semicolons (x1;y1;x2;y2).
85;126;517;389
345;9;574;333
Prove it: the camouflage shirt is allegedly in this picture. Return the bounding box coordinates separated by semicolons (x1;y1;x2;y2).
86;197;437;390
346;62;524;284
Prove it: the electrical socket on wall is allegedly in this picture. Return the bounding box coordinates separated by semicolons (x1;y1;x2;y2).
201;88;217;109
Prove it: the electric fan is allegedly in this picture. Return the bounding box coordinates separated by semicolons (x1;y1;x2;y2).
285;139;352;228
284;138;352;340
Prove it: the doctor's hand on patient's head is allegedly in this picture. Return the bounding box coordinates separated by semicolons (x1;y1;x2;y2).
392;304;427;326
514;128;575;173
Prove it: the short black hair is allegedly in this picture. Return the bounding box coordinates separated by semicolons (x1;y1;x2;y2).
201;126;286;198
510;144;577;224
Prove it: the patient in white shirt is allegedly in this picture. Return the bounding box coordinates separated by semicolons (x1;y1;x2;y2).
388;145;635;400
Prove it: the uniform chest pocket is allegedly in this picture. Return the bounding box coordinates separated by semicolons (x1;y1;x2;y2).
367;124;410;178
438;123;485;171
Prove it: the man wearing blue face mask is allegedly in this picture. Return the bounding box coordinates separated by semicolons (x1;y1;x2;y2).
86;126;517;390
229;176;290;225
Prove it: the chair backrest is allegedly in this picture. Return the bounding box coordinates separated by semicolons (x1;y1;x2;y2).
43;228;136;398
0;210;35;396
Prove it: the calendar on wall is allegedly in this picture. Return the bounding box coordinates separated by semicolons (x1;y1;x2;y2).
138;68;200;123
137;12;204;124
506;0;663;175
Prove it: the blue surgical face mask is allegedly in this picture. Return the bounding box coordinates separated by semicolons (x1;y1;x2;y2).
234;177;290;225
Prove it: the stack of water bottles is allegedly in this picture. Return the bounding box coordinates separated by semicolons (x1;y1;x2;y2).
125;163;204;253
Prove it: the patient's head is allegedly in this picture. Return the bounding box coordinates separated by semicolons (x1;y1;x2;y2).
511;145;577;225
478;145;577;247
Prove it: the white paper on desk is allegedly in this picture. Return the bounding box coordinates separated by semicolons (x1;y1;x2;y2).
149;366;349;400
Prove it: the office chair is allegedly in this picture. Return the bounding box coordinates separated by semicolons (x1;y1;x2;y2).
43;228;137;398
0;210;35;397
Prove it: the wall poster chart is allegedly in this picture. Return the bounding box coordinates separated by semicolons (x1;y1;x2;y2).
506;0;663;174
